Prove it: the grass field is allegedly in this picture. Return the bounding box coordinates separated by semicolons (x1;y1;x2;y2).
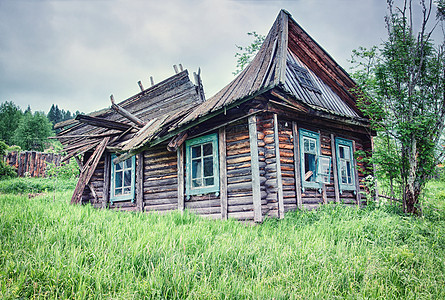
0;178;444;299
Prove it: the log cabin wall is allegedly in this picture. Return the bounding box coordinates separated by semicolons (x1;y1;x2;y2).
277;120;298;212
257;113;280;218
143;145;178;213
225;120;255;220
82;157;105;209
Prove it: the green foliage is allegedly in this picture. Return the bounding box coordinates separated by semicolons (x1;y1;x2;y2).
0;177;76;194
351;0;445;213
12;110;54;151
233;31;265;75
0;101;23;146
0;190;444;298
0;161;16;180
0;140;17;180
46;159;80;180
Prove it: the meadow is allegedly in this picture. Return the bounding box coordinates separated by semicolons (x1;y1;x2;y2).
0;178;444;299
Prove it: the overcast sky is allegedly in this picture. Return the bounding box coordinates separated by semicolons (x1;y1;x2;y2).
0;0;399;114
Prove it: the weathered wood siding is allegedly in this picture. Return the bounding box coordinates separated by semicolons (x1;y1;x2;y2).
258;113;279;217
143;146;178;213
225;121;256;220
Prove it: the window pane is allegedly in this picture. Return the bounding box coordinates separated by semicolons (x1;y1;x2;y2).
304;153;316;182
309;140;315;152
203;143;213;156
123;187;131;194
192;159;201;179
115;188;122;195
205;177;214;186
192;179;202;187
115;162;122;171
124;170;131;187
191;146;201;158
304;138;309;152
115;172;122;188
203;157;213;177
344;147;350;159
340;161;347;184
125;158;132;169
346;161;352;184
339;146;345;159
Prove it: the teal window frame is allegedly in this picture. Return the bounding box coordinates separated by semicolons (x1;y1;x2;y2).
110;154;136;204
299;129;322;190
185;133;219;197
335;138;356;193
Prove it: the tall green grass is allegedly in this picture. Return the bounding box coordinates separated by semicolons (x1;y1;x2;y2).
0;180;444;299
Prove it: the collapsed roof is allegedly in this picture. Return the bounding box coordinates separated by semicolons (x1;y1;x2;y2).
56;9;367;161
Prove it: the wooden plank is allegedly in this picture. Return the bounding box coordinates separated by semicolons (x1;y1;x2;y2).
273;114;284;218
248;115;262;222
75;114;134;131
330;134;340;203
219;127;228;220
136;152;144;211
71;137;110;204
110;94;146;128
352;140;361;206
292;122;302;209
177;145;185;212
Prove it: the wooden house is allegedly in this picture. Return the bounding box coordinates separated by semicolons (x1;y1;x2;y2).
56;10;373;222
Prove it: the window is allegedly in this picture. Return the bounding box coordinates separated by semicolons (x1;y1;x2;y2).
317;156;331;184
335;138;356;193
110;155;135;203
289;63;321;93
299;129;321;190
185;133;219;197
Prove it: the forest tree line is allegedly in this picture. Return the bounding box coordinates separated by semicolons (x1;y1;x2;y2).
0;101;81;152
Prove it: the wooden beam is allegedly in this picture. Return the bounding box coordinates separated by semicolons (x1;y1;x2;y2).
71;137;110;204
177;145;185;212
103;153;110;209
167;131;189;152
76;114;134;131
273;114;284;218
137;81;144;92
136;152;144;211
249;115;262;222
292;122;303;209
110;95;146;128
352;140;361;206
74;156;97;201
219;127;228;220
330;134;340;203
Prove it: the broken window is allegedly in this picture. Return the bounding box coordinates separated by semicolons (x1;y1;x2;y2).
335;138;356;193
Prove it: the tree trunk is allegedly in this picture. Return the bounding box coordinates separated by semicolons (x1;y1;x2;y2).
405;183;421;215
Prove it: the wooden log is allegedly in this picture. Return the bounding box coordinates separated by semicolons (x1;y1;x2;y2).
177;145;184;212
71;137;110;204
168;131;189;152
144;190;178;199
352;140;361;206
273;114;284;219
110;94;146;128
219;127;228;220
136;152;144;211
248;115;262;222
330;134;340;203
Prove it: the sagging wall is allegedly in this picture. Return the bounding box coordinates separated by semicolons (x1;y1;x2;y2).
80;112;371;220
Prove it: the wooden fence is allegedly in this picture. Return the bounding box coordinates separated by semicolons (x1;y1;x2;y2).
4;151;62;177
